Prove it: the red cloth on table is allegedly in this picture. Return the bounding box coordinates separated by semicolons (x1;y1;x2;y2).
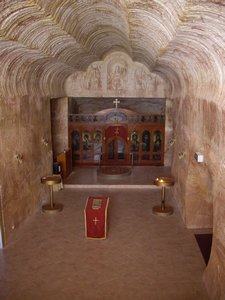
84;196;109;239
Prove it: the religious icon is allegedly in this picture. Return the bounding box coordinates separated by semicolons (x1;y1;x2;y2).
94;131;102;161
130;131;139;152
82;131;92;151
153;131;162;160
85;64;102;90
153;131;162;152
107;59;128;91
142;130;150;152
135;67;148;90
71;130;80;152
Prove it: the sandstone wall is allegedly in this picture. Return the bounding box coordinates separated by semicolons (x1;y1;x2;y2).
0;96;52;244
171;96;225;299
51;97;69;158
164;99;174;167
203;104;225;300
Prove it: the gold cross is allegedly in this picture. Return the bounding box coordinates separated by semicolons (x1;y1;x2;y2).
93;217;100;225
115;127;119;135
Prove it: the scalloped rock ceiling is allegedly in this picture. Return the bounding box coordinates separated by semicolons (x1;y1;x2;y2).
0;0;224;104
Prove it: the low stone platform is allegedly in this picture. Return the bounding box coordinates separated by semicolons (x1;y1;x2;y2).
63;166;172;189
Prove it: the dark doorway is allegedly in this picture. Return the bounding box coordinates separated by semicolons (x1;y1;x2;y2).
195;234;213;265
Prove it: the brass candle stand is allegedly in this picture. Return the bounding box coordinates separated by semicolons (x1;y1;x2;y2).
41;175;63;214
152;177;174;216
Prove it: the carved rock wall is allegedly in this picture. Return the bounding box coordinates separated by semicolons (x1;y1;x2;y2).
164;99;174;167
203;171;225;299
51;97;69;158
0;96;52;244
0;1;225;298
171;96;225;299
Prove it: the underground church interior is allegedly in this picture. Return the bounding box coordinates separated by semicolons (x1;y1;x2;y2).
0;1;225;299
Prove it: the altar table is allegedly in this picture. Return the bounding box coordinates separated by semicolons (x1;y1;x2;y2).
84;196;109;239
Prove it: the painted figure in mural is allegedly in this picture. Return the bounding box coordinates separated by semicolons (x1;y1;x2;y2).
135;67;148;90
82;133;92;151
131;132;139;152
108;61;127;90
85;64;101;90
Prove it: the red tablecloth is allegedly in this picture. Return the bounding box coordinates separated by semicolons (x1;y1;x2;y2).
84;196;109;239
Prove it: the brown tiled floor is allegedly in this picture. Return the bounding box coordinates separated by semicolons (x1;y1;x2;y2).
0;167;209;300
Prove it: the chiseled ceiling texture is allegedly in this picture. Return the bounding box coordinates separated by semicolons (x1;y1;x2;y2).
0;0;224;105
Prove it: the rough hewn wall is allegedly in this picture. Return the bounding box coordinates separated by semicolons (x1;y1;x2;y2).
0;0;225;298
203;103;225;300
51;97;69;158
0;96;52;244
171;96;225;299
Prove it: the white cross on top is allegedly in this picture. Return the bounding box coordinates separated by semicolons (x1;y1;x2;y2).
113;98;120;109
